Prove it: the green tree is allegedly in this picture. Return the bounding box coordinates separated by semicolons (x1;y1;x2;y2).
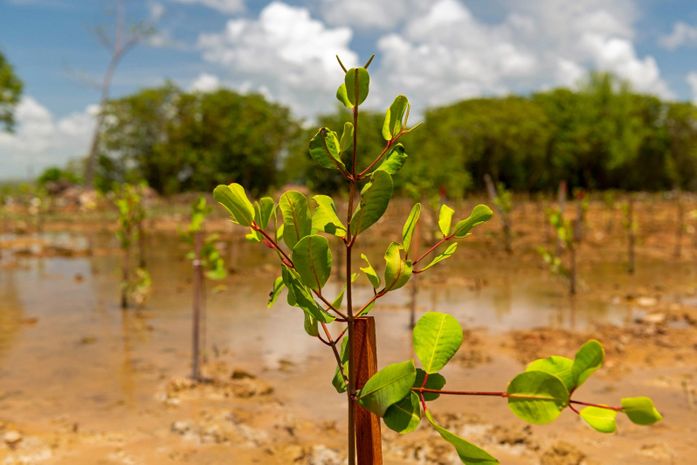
0;51;23;132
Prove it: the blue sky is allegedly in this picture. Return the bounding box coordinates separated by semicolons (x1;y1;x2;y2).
1;0;696;179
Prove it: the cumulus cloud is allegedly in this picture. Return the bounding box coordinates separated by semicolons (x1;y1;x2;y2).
688;72;697;103
190;73;221;92
660;22;697;49
0;97;95;178
172;0;244;14
370;0;672;113
197;1;358;116
317;0;431;30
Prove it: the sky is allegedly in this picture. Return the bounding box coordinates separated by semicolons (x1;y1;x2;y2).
0;0;696;179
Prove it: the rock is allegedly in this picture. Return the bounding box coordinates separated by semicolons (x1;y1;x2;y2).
540;441;585;465
3;430;22;446
637;296;658;307
171;421;192;435
307;445;343;465
637;312;666;325
230;369;256;380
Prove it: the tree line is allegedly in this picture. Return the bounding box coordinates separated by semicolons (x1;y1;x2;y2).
45;72;697;196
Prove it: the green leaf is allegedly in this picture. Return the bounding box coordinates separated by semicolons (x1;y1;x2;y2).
382;95;409;141
360;253;381;289
383;242;413;291
303;312;319;337
438;204;455;236
292;235;332;292
336;83;353;108
267;276;284;308
279;191;311;249
309;128;345;170
572;340;604;388
281;266;334;324
419;242;458;272
580;406;617;433
425;411;499;465
311;195;346;237
256;196;275;229
358;360;416;416
526;356;575;393
414;368;446;401
621;397;662;425
350;170;394;235
401;203;421;253
453;204;493;238
332;337;349;393
507;371;569;424
384;392;421;434
345;67;370;106
413;311;463;373
376;144;408;175
213;183;255;226
340;122;353;154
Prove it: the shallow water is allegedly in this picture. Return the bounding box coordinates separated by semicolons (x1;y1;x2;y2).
0;230;694;428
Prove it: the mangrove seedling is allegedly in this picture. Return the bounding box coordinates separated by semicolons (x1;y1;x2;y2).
622;195;637;274
484;174;513;253
185;197;227;381
115;183;150;309
538;209;577;295
213;56;661;464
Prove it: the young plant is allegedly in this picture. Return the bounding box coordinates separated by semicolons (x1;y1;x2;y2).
573;188;589;243
115;183;150;309
538;209;577;295
184;197;227;381
622;195;637;274
212;56;660;464
484;174;513;253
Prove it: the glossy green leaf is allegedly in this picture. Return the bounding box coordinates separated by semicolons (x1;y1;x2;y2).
419;242;458;272
413;311;463;373
580;406;617;433
425;411;499;465
384;392;421;434
332;337;349;393
507;371;569;424
267;276;284;308
401;203;421;253
621;397;662;425
376;144;408;175
340;122;353;154
303;312;319;337
292;235;332;292
414;368;446;401
256;196;275;229
309;127;345;170
572;339;604;388
311;195;346;237
526;356;575;393
438;204;455;236
383;242;413;291
213;183;255;226
279;191;311;249
358;360;416;416
281;266;334;324
345;67;370;106
360;253;381;289
336;82;353;108
453;204;493;238
350;170;394;235
382;95;409;141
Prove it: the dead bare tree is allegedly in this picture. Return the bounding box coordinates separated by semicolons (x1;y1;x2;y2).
84;0;154;187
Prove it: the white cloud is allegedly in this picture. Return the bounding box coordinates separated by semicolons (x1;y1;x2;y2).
190;73;221;92
0;97;95;178
660;22;697;49
197;1;358;116
371;0;672;114
318;0;431;30
688;72;697;103
172;0;244;14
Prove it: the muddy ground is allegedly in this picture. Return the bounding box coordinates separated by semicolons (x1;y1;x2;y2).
0;195;696;464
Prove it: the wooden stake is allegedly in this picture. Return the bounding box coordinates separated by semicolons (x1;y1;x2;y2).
351;317;382;465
